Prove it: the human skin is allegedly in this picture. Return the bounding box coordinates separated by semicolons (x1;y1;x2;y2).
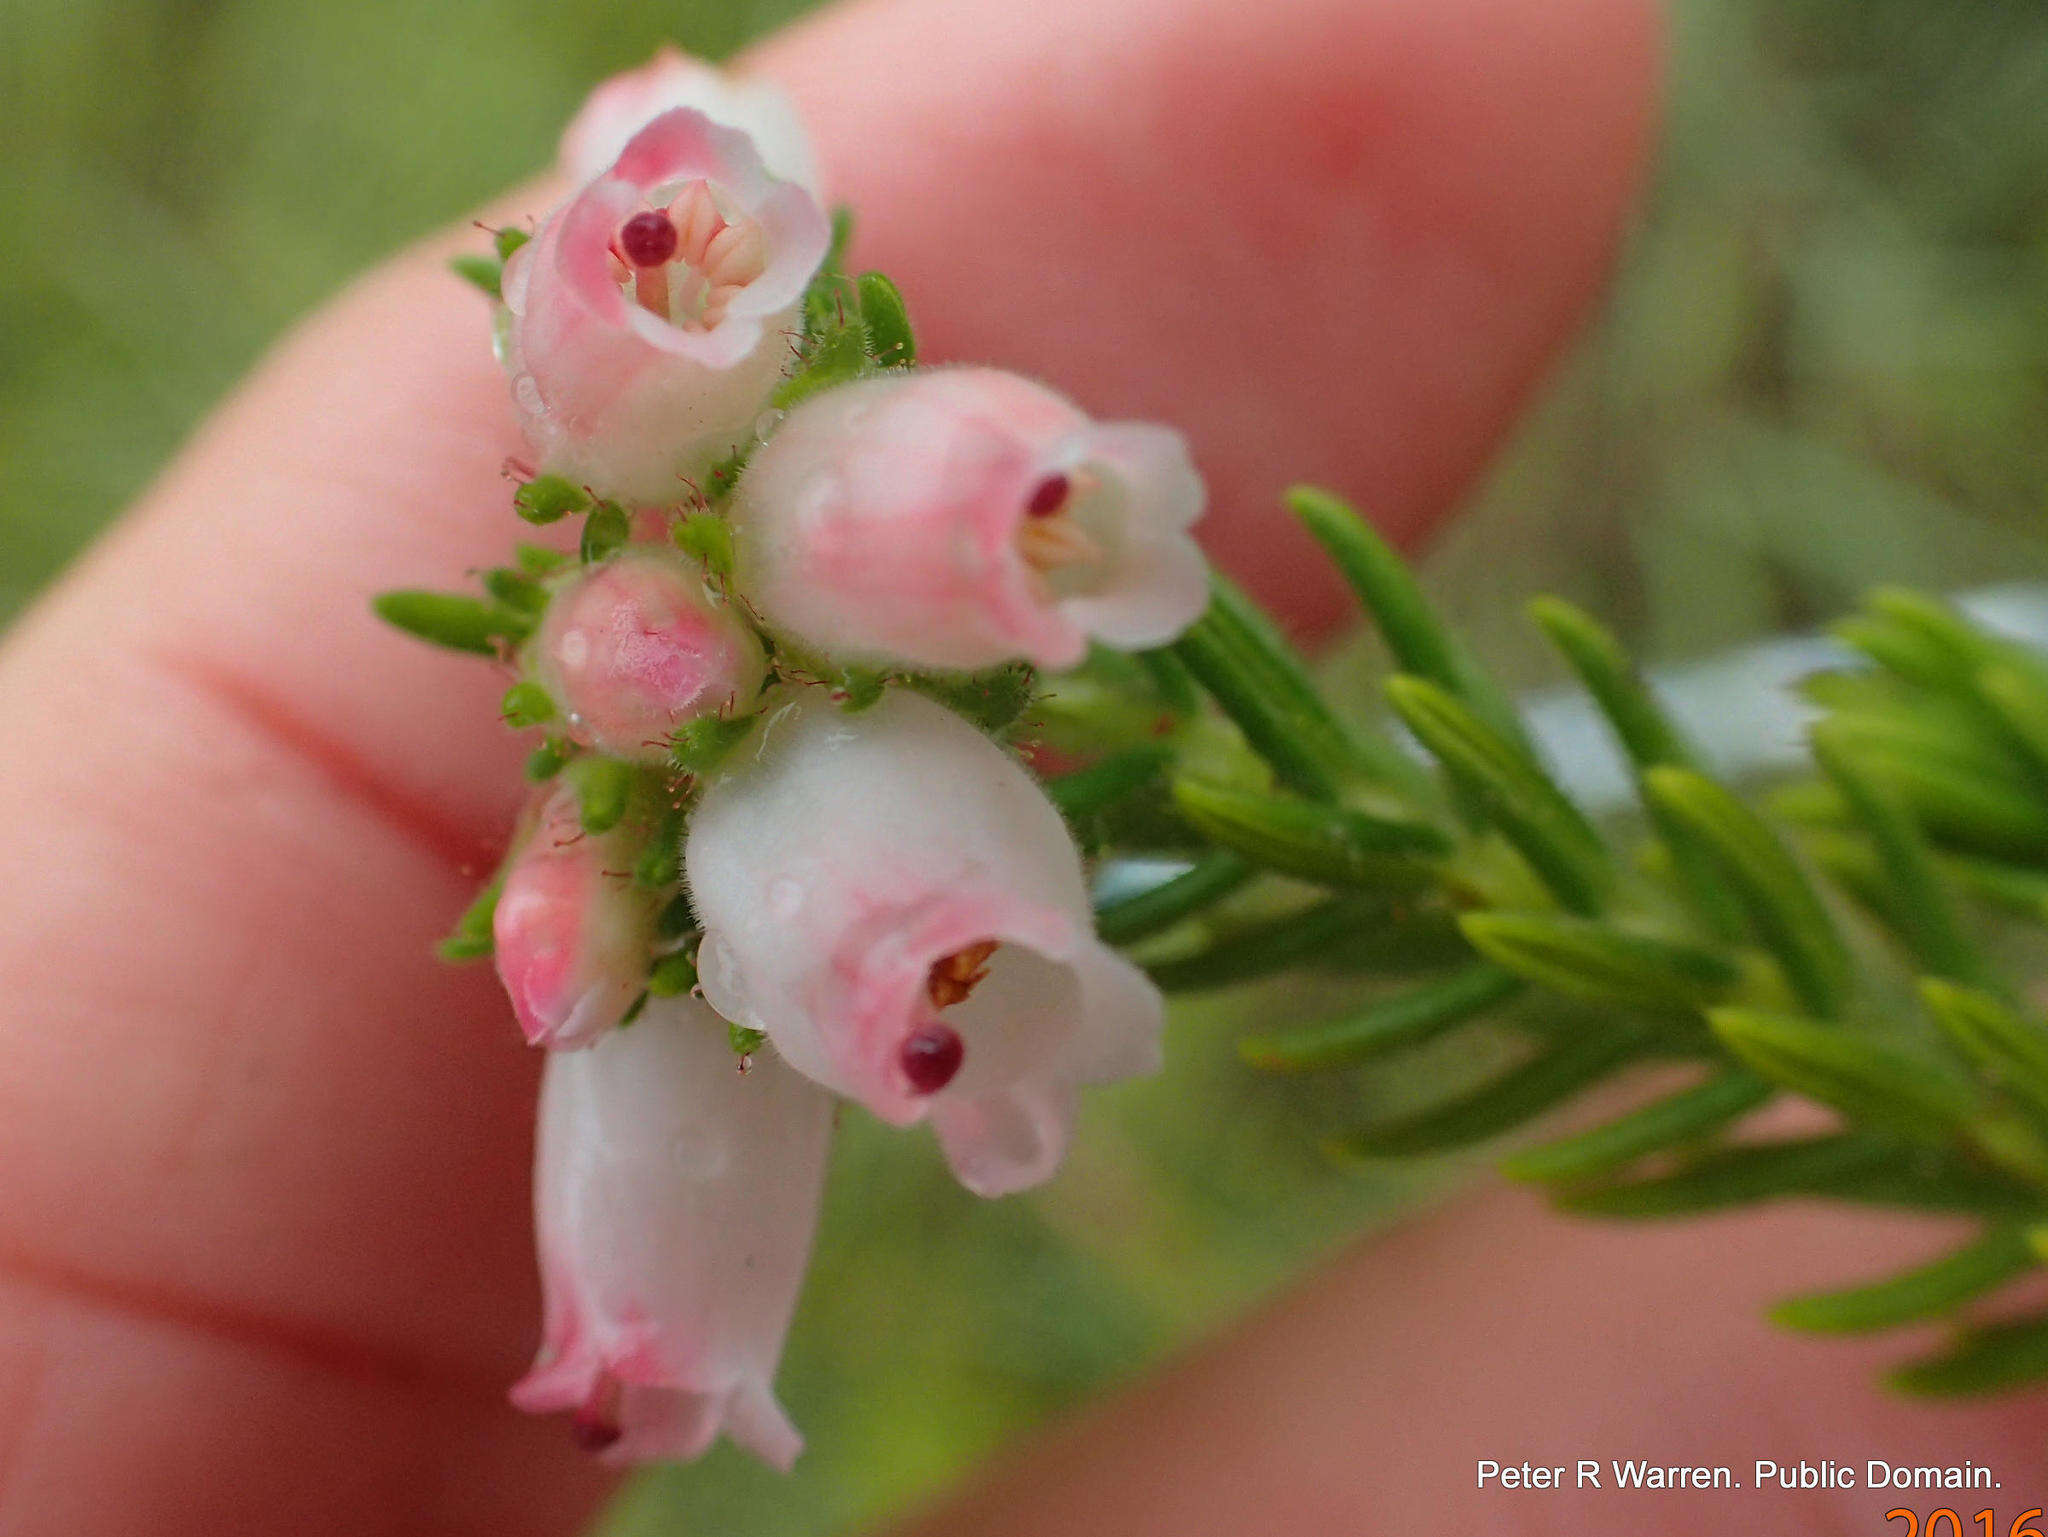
7;1;2000;1534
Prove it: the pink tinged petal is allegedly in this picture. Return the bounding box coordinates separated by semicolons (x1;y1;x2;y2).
727;368;1212;672
492;786;655;1049
512;995;833;1469
529;549;766;763
559;46;823;193
685;689;1165;1196
503;109;831;504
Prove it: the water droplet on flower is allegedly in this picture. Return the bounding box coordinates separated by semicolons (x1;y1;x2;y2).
899;1023;965;1094
513;374;544;415
752;409;784;441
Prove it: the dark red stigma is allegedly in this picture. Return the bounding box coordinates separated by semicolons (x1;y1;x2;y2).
899;1023;965;1094
619;211;679;268
570;1410;623;1453
1025;473;1071;517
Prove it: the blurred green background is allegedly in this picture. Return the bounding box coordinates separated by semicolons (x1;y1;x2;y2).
11;0;2048;1532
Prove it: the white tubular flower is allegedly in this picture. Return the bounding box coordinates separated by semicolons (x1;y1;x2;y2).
512;995;834;1469
685;689;1163;1197
501;109;829;505
726;368;1210;672
561;46;822;193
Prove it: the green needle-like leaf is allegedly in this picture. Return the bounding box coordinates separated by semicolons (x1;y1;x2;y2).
1891;1314;2048;1397
1502;1071;1771;1183
1709;1008;1980;1144
1557;1135;2042;1219
1290;485;1528;750
1237;962;1521;1073
372;590;528;654
1170;776;1450;889
1772;1227;2035;1334
1458;911;1741;1011
1328;1027;1643;1158
1643;767;1851;1016
1144;893;1384;992
1527;597;1700;770
1810;726;1994;988
1921;979;2048;1129
1045;745;1173;822
1093;853;1253;946
1387;676;1609;915
435;878;501;963
1172;612;1342;800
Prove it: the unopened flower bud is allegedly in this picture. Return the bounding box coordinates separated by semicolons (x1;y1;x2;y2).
493;785;657;1049
529;549;765;763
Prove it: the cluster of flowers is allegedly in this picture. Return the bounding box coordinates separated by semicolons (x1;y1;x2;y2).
417;52;1215;1467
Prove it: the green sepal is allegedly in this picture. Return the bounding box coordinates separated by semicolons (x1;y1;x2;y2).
656;891;697;942
1170;776;1449;888
856;271;915;365
1772;1227;2035;1335
775;320;869;410
619;992;649;1027
566;755;635;834
1457;911;1740;1012
450;253;501;300
1386;675;1609;916
1093;852;1253;946
1890;1315;2048;1397
646;949;699;998
435;878;501;963
1327;1027;1643;1159
730;1022;768;1057
1709;1008;1980;1145
903;662;1038;735
494;226;531;261
513;474;590;525
1642;767;1850;1016
499;681;556;730
1555;1134;2042;1220
673;511;735;576
669;712;758;776
373;589;529;654
1920;979;2048;1129
1502;1071;1771;1183
632;813;683;889
1237;962;1521;1073
525;736;573;781
580;500;631;563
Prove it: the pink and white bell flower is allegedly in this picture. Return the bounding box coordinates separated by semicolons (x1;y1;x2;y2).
685;688;1164;1197
513;995;833;1468
528;549;766;763
501;109;830;505
561;46;821;194
493;785;654;1050
726;368;1210;674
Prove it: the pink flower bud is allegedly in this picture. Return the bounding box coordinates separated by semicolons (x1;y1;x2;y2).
528;550;766;763
727;369;1210;672
560;47;821;193
493;786;654;1049
502;110;830;505
513;996;833;1468
685;689;1163;1197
